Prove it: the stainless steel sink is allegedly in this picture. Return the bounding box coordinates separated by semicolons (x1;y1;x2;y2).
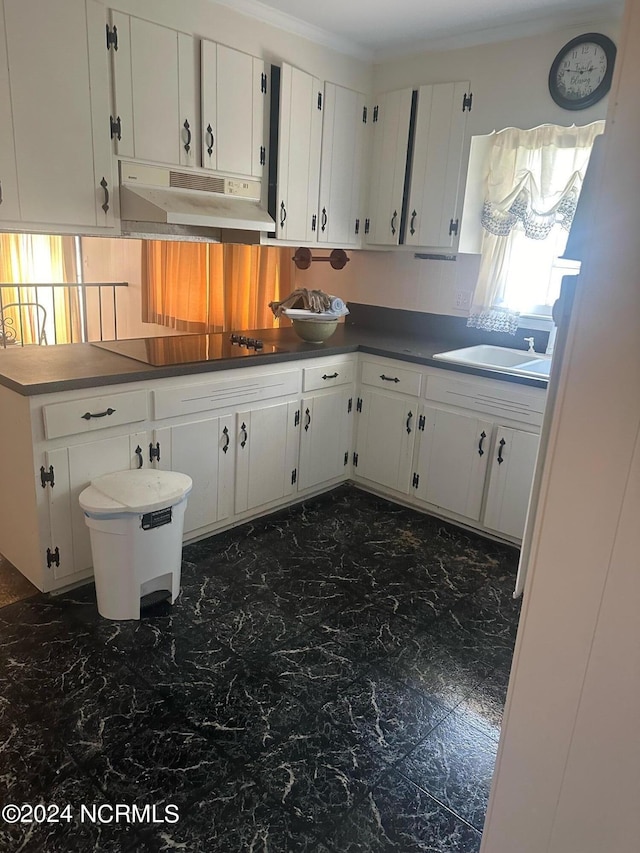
432;345;552;379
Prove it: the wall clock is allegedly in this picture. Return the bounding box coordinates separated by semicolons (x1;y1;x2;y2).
549;33;616;110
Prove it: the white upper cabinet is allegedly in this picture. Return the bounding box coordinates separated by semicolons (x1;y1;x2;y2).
317;82;366;246
272;62;322;243
405;82;470;249
366;88;413;246
3;0;114;229
201;41;267;178
110;13;198;169
0;6;19;222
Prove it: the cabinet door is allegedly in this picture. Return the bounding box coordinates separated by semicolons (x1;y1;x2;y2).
45;433;144;583
4;0;113;228
201;41;266;177
366;88;413;246
483;426;540;540
354;389;416;494
0;4;19;222
317;83;365;246
299;389;352;491
153;415;234;536
235;400;299;514
275;63;322;242
414;406;491;520
405;82;469;248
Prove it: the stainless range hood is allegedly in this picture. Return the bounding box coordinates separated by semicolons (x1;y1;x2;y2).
119;162;275;243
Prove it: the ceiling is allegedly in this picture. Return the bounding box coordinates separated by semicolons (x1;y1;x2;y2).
220;0;622;58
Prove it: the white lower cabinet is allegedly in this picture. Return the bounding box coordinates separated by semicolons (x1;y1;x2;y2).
483;426;540;539
43;432;147;584
153;415;234;536
298;389;352;491
413;406;492;521
235;400;300;514
354;388;417;494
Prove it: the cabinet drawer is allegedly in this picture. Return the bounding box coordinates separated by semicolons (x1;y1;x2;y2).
303;360;354;392
425;373;546;427
361;360;422;396
43;390;149;439
153;370;300;419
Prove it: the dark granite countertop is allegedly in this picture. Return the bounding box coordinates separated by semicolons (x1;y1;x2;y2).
0;320;548;396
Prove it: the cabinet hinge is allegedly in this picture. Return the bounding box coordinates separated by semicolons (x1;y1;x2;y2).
311;214;317;232
348;397;353;413
462;92;473;112
291;468;297;484
317;92;323;110
110;115;121;141
353;452;359;467
412;472;420;489
356;397;362;413
364;218;370;235
40;465;55;489
362;105;368;123
261;72;268;94
449;218;459;236
149;442;161;463
46;546;60;568
105;24;118;51
373;105;379;123
355;218;360;235
418;414;426;431
259;145;266;166
344;451;349;466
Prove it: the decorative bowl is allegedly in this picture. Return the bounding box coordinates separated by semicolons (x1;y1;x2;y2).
291;317;339;343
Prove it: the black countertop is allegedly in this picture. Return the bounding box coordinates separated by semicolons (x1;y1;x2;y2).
0;323;548;396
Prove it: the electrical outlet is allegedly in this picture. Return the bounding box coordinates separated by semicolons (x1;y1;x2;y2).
454;290;472;310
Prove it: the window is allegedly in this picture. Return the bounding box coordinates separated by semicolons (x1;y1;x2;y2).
466;121;604;334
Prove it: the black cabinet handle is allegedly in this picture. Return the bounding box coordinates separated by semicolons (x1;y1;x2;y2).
280;201;287;228
149;442;160;462
410;209;417;236
322;373;339;380
206;123;214;156
183;119;191;153
81;407;115;420
380;374;400;383
100;177;109;213
135;445;143;469
304;408;311;432
497;437;506;465
390;210;398;236
222;425;229;454
240;422;248;449
478;430;486;457
321;207;328;232
406;411;413;434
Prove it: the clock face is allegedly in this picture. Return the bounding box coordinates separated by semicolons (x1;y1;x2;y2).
549;33;616;110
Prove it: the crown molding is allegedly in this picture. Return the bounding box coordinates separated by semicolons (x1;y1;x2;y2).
211;0;373;61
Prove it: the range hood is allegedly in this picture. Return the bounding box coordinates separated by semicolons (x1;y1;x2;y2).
119;162;275;243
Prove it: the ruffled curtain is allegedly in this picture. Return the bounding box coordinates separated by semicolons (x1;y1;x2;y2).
468;122;605;334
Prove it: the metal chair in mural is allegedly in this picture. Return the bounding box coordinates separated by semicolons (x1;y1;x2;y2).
0;302;48;346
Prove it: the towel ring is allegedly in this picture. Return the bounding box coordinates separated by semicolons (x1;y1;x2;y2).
292;248;350;271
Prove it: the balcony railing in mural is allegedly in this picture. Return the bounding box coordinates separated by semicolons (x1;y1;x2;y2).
0;282;128;348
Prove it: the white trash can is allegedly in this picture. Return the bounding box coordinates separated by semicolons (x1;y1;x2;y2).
79;469;192;620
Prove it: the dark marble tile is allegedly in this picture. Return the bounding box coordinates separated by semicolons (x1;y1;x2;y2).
321;671;451;764
327;771;482;853
456;667;512;740
315;601;420;664
177;566;267;622
270;578;356;625
397;710;499;831
139;636;241;694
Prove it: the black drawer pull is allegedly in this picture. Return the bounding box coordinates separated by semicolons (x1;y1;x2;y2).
222;426;230;454
478;431;486;457
380;374;399;383
406;411;413;434
81;407;115;420
304;408;311;432
135;445;143;469
240;422;248;448
183;119;192;153
322;373;339;380
206;124;215;156
497;437;506;464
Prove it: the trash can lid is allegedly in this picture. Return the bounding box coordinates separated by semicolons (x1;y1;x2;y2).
79;469;192;514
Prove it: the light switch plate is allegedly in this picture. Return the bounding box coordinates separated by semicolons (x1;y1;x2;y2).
454;290;472;310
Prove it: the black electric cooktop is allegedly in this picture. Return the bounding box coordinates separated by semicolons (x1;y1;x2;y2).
93;333;282;366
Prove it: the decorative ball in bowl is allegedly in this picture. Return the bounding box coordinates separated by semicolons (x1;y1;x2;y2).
291;317;339;343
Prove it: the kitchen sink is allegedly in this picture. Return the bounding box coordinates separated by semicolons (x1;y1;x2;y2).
432;345;552;379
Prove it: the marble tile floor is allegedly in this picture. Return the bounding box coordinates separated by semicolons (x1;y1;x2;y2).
0;484;521;852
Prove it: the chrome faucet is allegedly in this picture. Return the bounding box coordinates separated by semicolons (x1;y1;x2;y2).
524;336;535;353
